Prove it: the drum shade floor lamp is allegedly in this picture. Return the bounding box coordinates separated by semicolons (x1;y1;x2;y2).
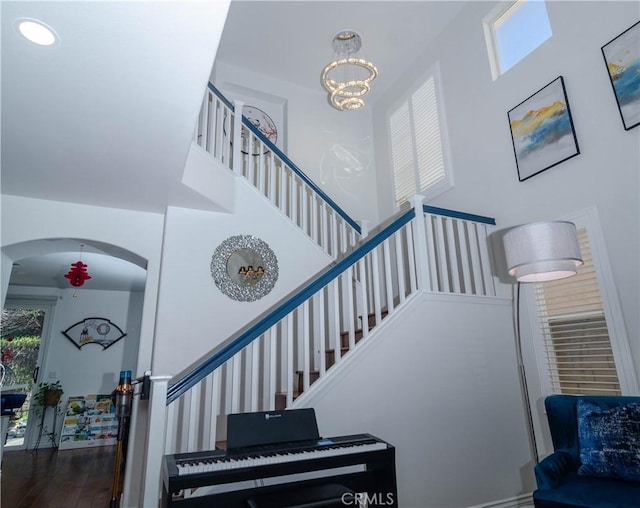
503;221;583;464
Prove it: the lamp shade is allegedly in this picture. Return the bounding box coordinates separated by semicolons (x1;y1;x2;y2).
503;221;583;282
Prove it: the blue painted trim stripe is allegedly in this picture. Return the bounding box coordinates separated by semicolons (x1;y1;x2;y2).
423;205;496;225
166;208;415;404
241;117;361;235
207;82;235;112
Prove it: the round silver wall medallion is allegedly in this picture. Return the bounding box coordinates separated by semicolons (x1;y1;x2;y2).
211;235;278;302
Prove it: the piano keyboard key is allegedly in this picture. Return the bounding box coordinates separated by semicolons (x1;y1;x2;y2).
176;441;388;476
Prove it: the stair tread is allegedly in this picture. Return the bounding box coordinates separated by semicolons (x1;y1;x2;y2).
365;309;389;317
277;312;392;410
326;346;350;353
340;329;364;336
275;390;301;397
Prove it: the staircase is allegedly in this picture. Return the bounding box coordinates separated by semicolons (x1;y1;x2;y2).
134;84;498;506
192;83;361;257
275;309;388;410
330;309;388;367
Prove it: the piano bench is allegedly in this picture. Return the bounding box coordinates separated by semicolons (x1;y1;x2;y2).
245;483;354;508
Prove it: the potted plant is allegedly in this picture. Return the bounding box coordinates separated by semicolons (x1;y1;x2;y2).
33;380;64;448
34;380;63;407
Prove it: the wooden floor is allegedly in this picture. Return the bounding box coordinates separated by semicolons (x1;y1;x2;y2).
1;445;117;507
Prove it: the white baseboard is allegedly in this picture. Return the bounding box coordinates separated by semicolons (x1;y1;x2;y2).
467;493;534;508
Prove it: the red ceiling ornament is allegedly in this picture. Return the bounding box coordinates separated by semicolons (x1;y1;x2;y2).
64;245;91;288
64;261;91;287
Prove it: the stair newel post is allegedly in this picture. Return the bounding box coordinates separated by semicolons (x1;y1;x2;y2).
232;99;244;176
139;375;172;508
359;219;370;239
409;195;430;291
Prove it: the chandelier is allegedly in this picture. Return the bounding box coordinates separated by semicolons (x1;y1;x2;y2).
322;30;378;111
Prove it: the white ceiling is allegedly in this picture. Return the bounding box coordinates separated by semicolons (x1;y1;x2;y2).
3;238;150;291
1;0;467;291
216;1;467;103
10;252;148;292
1;0;230;214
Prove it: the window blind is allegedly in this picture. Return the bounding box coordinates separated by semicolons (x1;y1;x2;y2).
390;102;416;204
389;74;446;206
534;228;621;395
413;77;445;191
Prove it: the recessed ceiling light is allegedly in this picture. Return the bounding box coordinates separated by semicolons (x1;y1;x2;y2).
17;19;58;46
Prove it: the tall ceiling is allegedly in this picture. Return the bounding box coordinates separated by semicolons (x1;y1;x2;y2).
1;0;467;291
215;1;467;103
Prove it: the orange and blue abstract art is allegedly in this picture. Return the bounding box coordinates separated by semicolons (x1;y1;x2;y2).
508;76;580;181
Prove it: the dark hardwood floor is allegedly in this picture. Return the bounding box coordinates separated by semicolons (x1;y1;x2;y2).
1;445;116;507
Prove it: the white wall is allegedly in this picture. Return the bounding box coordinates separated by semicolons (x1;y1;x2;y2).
181;143;236;213
211;61;380;226
373;2;639;381
152;178;334;375
307;293;529;507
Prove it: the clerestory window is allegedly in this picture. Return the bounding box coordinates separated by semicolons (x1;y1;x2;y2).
484;0;552;80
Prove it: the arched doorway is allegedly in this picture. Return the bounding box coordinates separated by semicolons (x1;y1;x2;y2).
1;238;147;452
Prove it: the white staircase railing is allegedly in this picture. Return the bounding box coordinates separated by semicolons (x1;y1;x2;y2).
194;83;234;172
194;83;360;257
138;200;496;504
414;199;496;297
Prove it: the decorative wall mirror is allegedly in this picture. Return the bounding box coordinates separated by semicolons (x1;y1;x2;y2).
211;235;278;302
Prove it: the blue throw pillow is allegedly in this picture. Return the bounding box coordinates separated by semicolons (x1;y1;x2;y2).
577;400;640;482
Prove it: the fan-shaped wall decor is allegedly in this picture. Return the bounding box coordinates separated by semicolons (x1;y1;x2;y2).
62;317;126;350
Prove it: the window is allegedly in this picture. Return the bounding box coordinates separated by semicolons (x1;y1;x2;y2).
389;65;452;207
484;0;552;79
531;213;638;395
534;229;620;395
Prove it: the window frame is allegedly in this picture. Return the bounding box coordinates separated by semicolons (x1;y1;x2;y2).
524;207;639;396
483;0;552;80
2;297;57;450
386;61;454;208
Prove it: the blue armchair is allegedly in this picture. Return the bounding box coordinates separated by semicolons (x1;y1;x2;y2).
533;395;640;508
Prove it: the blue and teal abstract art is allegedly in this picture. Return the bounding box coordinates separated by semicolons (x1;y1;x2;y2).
602;21;640;130
508;76;580;181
